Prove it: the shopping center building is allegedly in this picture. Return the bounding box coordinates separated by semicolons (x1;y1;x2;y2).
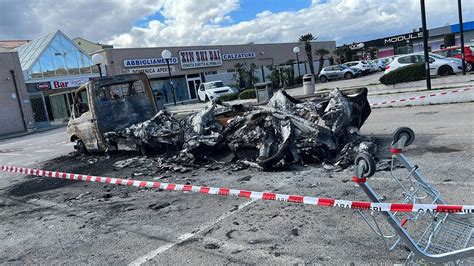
342;21;474;59
13;30;101;128
92;41;335;105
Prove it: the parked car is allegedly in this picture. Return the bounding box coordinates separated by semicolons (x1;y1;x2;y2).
344;61;372;75
319;65;358;82
432;46;474;72
384;53;463;76
367;60;379;72
197;81;235;102
374;57;393;71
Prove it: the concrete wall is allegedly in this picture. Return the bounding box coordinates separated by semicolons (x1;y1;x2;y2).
0;52;35;136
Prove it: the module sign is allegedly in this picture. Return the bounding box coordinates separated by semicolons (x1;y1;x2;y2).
222;52;256;60
384;32;423;44
123;57;178;67
128;66;175;74
179;49;222;69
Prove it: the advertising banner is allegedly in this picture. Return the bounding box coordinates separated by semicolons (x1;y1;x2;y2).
50;77;90;89
128;66;175;74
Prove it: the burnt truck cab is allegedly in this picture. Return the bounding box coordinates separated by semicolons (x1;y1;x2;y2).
67;73;158;153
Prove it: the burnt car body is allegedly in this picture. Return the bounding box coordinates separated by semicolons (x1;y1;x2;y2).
67;73;158;153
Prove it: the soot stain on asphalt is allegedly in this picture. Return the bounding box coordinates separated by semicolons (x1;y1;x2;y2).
8;177;73;197
425;146;462;153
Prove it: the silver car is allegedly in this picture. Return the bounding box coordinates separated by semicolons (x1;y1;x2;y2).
319;65;358;82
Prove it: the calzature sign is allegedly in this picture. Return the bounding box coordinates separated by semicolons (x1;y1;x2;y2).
222;52;256;60
123;57;178;67
129;66;175;74
179;49;222;69
50;78;89;89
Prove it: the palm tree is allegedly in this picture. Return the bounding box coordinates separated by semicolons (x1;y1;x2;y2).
315;48;330;75
234;63;246;89
299;33;318;76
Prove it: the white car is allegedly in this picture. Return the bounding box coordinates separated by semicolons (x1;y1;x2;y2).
345;61;372;75
384;53;463;76
197;81;234;102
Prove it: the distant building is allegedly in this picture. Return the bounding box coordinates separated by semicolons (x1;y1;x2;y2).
0;51;35;135
338;20;474;59
0;40;31;52
73;37;113;55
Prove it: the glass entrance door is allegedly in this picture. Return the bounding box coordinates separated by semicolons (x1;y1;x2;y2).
187;78;201;100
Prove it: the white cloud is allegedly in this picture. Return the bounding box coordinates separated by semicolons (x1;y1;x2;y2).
1;0;472;48
108;0;473;48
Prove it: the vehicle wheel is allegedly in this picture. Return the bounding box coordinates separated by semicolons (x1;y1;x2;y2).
466;62;473;72
438;65;453;76
354;153;376;177
344;72;353;79
392;127;415;147
319;76;328;83
76;140;89;154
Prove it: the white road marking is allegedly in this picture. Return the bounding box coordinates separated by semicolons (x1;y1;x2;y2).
128;199;257;266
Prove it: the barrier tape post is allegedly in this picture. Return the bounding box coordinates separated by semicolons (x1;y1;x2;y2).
1;165;473;214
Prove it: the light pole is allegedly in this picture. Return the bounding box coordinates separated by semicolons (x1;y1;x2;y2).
457;0;466;75
92;54;104;78
293;46;301;79
259;51;266;82
420;0;431;90
161;49;176;105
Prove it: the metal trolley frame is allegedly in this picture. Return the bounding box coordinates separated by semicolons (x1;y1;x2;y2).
352;127;474;264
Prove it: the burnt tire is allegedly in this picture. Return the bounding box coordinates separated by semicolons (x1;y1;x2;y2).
76;140;89;154
466;62;473;72
319;76;328;83
354;153;376;177
392;127;415;147
438;65;453;76
344;72;353;79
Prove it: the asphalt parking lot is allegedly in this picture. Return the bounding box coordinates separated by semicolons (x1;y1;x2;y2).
0;102;473;264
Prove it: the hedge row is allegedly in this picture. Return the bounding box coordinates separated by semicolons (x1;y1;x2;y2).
238;89;256;99
379;63;425;85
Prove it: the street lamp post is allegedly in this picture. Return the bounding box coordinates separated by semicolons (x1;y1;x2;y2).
457;0;466;75
92;54;104;78
420;0;431;90
293;46;301;79
161;49;176;106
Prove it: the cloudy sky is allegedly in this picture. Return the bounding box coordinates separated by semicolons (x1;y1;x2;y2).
0;0;472;48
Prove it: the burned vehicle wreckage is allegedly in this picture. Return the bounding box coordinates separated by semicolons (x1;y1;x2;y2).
102;87;375;170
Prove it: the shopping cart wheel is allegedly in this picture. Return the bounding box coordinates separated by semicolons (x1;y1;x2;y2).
354;153;376;177
392;127;415;147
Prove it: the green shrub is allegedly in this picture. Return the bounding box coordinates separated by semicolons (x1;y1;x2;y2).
239;88;256;99
218;93;239;102
379;63;425;85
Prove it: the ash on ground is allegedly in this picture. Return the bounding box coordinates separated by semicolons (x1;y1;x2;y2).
105;88;376;172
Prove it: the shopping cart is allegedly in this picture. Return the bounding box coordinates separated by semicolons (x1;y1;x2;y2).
352;127;474;264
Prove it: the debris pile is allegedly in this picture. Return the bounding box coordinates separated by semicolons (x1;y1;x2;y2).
105;88;375;170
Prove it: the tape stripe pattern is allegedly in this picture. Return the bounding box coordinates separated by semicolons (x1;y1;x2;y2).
1;165;473;213
370;88;471;107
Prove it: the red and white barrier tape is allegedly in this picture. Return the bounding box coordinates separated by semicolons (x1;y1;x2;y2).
2;165;473;214
370;88;471;107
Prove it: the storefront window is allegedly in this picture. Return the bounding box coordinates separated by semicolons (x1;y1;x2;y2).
149;76;189;104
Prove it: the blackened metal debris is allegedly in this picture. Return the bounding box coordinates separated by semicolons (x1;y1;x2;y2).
104;88;375;170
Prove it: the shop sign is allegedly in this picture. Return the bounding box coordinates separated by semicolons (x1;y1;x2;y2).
179;49;222;69
123;57;178;67
36;82;51;90
50;77;90;89
222;52;256;60
128;66;175;74
349;43;364;50
384;32;423;44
